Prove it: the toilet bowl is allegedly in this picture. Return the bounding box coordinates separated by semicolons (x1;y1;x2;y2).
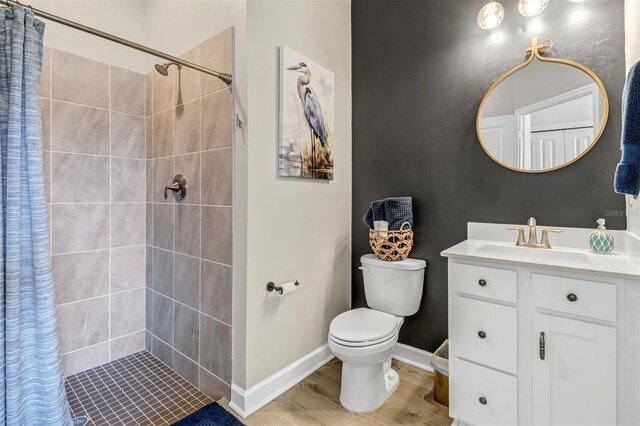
328;254;426;413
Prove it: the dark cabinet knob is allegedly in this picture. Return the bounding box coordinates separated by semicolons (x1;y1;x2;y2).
567;293;578;302
478;279;487;287
478;331;487;339
479;396;487;405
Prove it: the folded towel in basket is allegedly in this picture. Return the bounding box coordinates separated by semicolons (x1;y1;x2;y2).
363;199;385;228
384;197;413;230
363;197;413;231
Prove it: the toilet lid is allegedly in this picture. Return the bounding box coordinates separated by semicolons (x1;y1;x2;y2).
329;308;399;344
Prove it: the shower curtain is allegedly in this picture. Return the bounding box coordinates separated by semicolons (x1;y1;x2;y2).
0;6;72;425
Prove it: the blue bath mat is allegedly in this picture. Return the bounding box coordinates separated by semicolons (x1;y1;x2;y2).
172;402;244;426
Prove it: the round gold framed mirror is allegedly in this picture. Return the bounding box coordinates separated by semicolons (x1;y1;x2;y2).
477;37;609;173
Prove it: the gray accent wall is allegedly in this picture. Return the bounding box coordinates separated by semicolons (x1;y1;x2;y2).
352;0;626;351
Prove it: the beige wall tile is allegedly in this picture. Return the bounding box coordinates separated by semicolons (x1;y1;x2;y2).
201;261;232;325
201;206;232;265
41;98;51;150
52;204;110;254
110;331;146;361
174;351;199;387
111;158;145;202
152;109;175;158
111;113;145;159
40;47;51;98
175;153;200;204
53;250;110;305
111;66;145;116
200;315;231;384
52;101;109;155
146;117;153;159
51;49;109;108
152;247;174;298
152;66;175;114
61;342;109;377
174;254;199;310
152;335;173;368
201;148;232;206
176;46;201;105
111;246;146;292
199;368;230;400
111;203;145;248
152;293;174;346
200;28;233;96
175;205;200;257
175;99;200;154
174;302;199;362
57;296;109;353
152;157;175;203
152;203;174;251
52;153;109;203
145;73;152;117
43;150;51;203
201;90;232;150
111;289;145;338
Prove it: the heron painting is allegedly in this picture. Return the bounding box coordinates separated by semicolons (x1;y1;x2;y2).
279;47;335;180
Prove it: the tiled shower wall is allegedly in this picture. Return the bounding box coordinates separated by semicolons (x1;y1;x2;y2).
145;28;234;400
41;48;147;376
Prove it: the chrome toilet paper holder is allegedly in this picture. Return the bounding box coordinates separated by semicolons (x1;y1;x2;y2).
266;281;300;295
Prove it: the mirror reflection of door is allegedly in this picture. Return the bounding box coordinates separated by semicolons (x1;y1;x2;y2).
478;56;607;172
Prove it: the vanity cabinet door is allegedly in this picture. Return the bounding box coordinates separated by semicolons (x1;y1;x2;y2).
532;313;616;426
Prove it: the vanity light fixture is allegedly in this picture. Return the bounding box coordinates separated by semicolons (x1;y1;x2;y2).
568;0;585;2
518;0;549;17
477;0;505;30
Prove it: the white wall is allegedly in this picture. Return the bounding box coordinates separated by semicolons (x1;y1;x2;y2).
625;0;640;236
240;0;351;389
29;0;149;72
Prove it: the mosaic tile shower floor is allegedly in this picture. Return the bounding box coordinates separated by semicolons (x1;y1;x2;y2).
65;350;213;426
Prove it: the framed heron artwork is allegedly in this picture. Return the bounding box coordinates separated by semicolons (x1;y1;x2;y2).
279;46;335;180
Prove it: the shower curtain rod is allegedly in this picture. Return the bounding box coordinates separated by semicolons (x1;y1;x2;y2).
1;0;232;85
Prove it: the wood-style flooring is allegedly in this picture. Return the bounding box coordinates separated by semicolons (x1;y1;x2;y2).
220;359;452;425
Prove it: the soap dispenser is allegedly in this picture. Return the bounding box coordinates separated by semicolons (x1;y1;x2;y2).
587;218;615;254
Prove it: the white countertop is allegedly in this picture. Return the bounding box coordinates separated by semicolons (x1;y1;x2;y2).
441;223;640;280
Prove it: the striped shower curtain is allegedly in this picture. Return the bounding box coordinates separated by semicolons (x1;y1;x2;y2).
0;6;72;425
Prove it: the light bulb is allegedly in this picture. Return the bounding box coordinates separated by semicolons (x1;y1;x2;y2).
518;0;549;17
568;0;585;2
477;0;505;30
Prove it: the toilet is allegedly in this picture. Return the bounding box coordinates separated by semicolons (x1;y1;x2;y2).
328;254;426;413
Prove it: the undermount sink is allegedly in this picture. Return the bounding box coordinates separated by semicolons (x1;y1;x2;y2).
474;244;591;265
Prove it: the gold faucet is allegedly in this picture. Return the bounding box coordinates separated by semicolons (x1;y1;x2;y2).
506;217;563;249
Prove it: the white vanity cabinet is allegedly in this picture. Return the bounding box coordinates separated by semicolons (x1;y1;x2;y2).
446;259;640;426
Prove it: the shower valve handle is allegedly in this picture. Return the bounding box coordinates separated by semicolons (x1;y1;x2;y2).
164;174;187;201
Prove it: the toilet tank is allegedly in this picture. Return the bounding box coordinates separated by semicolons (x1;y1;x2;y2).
360;254;426;316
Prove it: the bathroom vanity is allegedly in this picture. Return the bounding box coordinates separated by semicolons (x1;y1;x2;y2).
442;223;640;426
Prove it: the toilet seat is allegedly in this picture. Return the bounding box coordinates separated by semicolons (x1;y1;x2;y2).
329;308;401;348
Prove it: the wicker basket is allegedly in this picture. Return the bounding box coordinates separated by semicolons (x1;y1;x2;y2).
368;226;414;261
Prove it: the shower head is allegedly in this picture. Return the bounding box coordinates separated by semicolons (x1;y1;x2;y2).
154;62;181;76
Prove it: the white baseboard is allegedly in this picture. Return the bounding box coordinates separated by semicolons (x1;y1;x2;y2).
229;342;434;418
229;344;334;418
392;342;434;372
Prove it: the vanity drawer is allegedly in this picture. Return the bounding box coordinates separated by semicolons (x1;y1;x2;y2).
451;295;517;374
451;263;517;303
532;274;617;322
451;358;518;426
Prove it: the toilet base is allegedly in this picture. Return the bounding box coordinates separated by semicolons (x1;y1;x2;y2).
339;359;400;413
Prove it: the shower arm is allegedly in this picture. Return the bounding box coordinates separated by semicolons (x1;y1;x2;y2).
1;0;232;85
